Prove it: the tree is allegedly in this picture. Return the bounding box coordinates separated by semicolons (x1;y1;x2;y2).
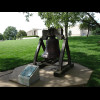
86;12;100;28
38;12;82;37
0;33;4;40
3;26;18;40
16;30;27;39
92;27;100;35
24;12;100;30
79;16;97;37
23;12;33;22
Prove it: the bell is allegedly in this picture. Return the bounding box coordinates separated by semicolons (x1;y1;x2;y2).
41;37;60;59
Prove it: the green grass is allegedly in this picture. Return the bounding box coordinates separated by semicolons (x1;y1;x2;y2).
0;36;100;86
0;38;40;71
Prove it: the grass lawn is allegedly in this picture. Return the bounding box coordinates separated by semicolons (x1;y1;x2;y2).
0;36;100;86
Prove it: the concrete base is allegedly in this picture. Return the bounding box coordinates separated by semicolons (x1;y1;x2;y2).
0;70;25;87
9;62;93;87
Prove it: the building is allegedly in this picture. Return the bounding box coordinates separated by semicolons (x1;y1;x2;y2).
63;23;91;36
27;28;48;37
27;28;42;37
27;23;91;37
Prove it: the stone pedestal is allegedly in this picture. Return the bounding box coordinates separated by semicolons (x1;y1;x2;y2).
9;62;93;87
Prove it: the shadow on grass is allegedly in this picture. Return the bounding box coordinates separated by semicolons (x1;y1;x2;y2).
70;44;100;53
69;36;100;45
88;47;100;52
0;57;33;72
69;51;100;87
70;52;100;69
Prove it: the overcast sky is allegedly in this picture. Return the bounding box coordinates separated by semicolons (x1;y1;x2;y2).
0;12;100;34
0;12;47;34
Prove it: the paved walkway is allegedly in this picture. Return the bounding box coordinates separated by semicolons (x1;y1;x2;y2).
22;37;37;39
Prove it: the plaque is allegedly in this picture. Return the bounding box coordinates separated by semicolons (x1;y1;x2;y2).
18;65;40;86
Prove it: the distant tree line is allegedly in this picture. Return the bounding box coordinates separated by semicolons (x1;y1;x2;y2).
0;26;27;40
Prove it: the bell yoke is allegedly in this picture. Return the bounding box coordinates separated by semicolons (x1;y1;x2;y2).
33;27;74;77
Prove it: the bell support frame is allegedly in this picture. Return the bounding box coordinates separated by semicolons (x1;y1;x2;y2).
33;28;74;77
33;38;45;65
54;37;74;77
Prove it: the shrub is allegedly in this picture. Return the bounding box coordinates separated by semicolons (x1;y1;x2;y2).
16;30;27;39
92;27;100;35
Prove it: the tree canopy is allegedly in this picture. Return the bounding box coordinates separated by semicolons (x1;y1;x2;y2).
38;12;83;37
3;26;18;40
38;12;84;27
24;12;100;37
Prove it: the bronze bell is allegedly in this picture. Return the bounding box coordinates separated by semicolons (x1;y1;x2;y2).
41;36;60;59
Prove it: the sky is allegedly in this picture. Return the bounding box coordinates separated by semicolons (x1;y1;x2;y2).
94;13;100;23
0;12;47;34
0;12;100;34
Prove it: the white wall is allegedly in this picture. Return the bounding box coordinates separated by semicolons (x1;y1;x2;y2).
63;23;91;36
80;30;91;36
27;30;33;36
69;24;81;36
63;25;81;36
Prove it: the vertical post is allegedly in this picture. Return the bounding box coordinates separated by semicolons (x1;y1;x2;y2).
58;39;66;70
33;38;42;65
41;39;45;51
65;38;71;65
33;38;45;65
58;37;72;70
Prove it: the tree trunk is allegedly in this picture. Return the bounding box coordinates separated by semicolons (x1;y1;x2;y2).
65;24;68;38
87;24;90;37
65;12;69;38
